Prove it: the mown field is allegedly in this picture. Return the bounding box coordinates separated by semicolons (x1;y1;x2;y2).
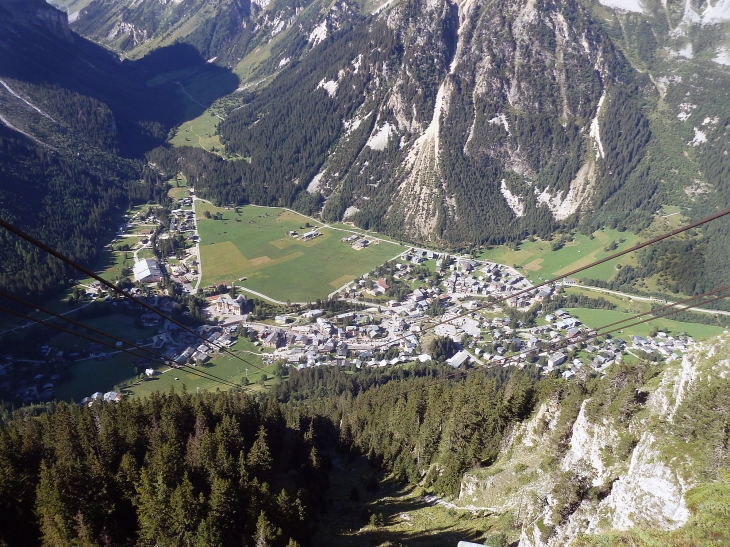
196;204;402;302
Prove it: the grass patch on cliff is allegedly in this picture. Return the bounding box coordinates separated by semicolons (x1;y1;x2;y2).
312;454;516;547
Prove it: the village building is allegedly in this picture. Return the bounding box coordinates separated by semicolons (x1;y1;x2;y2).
133;259;163;283
447;350;470;368
215;294;247;315
547;352;567;368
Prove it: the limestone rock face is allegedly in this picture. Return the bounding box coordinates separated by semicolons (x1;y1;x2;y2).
457;336;730;546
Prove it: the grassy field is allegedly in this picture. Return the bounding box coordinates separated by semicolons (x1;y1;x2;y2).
197;204;402;302
568;308;726;340
128;337;276;399
170;111;224;152
80;247;135;285
168;186;190;201
55;352;139;402
136;248;156;260
480;228;641;285
51;313;161;401
54;333;277;402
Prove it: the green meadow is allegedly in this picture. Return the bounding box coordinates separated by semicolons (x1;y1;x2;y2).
480;228;641;285
196;204;402;302
55;334;277;402
170;110;224;152
128;338;276;399
568;308;726;340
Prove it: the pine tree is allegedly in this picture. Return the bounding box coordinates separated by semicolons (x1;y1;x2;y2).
169;472;203;546
208;475;237;537
247;427;273;477
254;511;276;547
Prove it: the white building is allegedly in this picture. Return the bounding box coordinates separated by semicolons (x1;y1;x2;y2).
133;259;163;283
447;350;470;368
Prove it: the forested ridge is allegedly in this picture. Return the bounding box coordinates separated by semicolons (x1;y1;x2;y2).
3;355;729;545
0;0;235;300
0;389;329;547
0;364;543;546
0;126;172;300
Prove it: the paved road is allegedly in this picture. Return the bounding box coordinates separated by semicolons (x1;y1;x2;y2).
235;286;312;306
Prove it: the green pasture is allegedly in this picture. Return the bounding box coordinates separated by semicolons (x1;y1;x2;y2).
75;248;132;286
49;313;158;349
54;328;275;402
563;287;653;313
136;248;156;260
128;337;275;398
55;352;139;402
170;111;224;152
51;314;159;401
569;308;726;340
196;205;402;302
168;186;191;201
480;228;641;284
129;224;157;236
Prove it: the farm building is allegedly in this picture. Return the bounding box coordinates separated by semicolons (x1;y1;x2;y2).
133;259;163;283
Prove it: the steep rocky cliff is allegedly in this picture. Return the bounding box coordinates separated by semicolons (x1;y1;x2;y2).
452;335;730;545
205;0;651;246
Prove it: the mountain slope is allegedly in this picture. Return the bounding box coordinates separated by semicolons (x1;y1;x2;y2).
46;0;730;307
62;0;730;253
212;0;652;246
0;0;216;298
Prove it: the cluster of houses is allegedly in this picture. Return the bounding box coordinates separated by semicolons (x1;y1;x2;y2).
169;260;197;284
80;391;123;405
629;333;693;361
404;248;439;264
444;263;536;306
22;229;706;407
341;234;371;250
170;208;195;235
171;324;238;365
